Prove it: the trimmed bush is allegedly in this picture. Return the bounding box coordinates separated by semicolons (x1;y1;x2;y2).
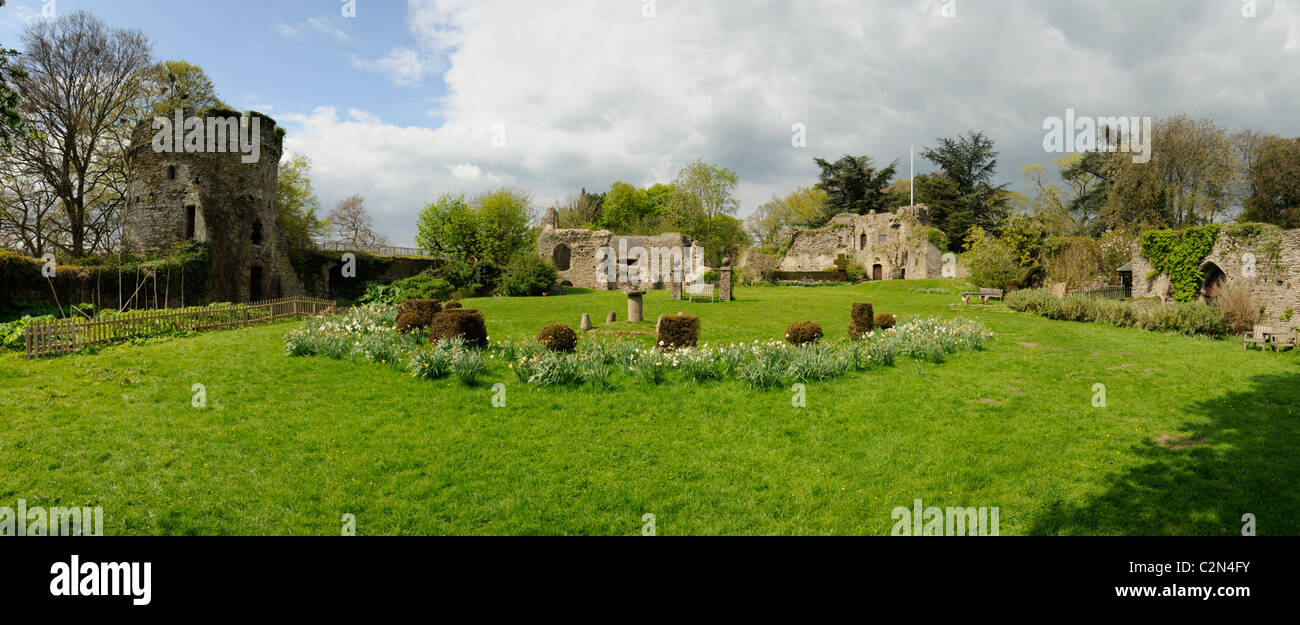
500;254;559;296
785;321;823;345
429;308;487;347
395;312;424;333
396;299;442;328
394;271;454;302
444;300;463;310
849;302;874;339
657;314;700;350
874;312;896;330
538;323;578;352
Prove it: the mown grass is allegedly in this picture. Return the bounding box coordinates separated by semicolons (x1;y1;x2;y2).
2;279;1297;535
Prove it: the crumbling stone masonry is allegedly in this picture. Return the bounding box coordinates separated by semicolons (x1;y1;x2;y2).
779;205;952;280
1129;224;1300;323
538;207;709;289
122;110;304;303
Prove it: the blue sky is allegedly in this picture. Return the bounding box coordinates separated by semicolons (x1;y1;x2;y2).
3;1;1300;246
0;0;443;126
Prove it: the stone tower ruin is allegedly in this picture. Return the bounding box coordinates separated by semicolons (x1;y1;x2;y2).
122;109;304;303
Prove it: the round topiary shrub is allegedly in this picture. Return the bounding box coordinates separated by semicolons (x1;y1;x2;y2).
785;321;823;345
874;312;896;330
397;299;442;329
395;312;424;334
538;323;578;352
849;302;874;339
656;314;700;350
444;300;463;310
429;308;487;347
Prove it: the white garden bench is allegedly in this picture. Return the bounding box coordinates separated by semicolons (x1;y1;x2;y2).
686;282;715;302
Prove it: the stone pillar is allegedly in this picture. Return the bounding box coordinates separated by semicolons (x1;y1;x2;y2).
606;311;617;323
671;281;683;300
719;256;733;302
580;313;592;332
626;291;645;323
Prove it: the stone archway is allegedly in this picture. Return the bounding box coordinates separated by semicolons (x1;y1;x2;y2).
552;243;572;271
1201;261;1227;299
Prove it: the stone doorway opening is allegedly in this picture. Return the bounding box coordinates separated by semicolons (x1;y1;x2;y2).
250;265;264;302
872;264;883;281
1201;261;1226;299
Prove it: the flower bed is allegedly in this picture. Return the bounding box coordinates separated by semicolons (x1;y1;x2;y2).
287;307;994;391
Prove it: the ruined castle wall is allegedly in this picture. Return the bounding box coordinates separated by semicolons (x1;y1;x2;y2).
538;228;612;289
123;113;304;303
780;206;947;279
538;227;701;289
1130;226;1300;323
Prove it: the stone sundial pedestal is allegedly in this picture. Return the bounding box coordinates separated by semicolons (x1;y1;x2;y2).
624;289;646;323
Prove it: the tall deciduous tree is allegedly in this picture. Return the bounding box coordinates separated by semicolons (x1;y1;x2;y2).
745;186;826;252
275;154;328;251
416;187;535;265
328;194;387;248
666;159;739;263
14;10;152;258
140;59;227;119
1240;136;1300;228
1102;114;1234;230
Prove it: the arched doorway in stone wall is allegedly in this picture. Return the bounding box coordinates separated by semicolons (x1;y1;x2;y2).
553;244;572;271
1201;261;1227;299
872;264;883;281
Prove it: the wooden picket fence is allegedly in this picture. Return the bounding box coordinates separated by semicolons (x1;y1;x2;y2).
24;297;340;359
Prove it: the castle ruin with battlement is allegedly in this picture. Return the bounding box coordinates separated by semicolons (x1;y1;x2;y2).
122;110;304;303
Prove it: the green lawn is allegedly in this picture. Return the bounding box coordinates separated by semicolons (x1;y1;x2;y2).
2;279;1297;535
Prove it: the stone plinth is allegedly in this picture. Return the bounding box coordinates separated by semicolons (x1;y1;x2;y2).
625;290;646;323
719;268;733;302
606;311;617;323
580;313;592;331
671;281;683;300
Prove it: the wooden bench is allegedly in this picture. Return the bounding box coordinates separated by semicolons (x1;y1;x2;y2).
686;282;715;302
961;288;1004;305
1244;325;1297;351
1244;325;1271;350
1272;329;1299;351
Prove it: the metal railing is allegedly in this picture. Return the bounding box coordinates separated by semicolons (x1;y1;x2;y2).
315;240;429;258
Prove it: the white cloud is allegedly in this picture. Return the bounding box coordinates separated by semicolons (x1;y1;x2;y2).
307;16;354;42
276;16;354;43
449;163;482;180
350;47;432;86
285;0;1300;246
274;23;302;39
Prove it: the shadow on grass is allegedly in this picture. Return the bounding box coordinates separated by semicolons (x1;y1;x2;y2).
1031;372;1300;535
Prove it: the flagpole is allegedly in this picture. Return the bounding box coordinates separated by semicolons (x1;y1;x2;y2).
910;145;915;207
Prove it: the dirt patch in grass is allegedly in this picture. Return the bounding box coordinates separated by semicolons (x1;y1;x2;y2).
1154;433;1209;450
1018;342;1039;348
